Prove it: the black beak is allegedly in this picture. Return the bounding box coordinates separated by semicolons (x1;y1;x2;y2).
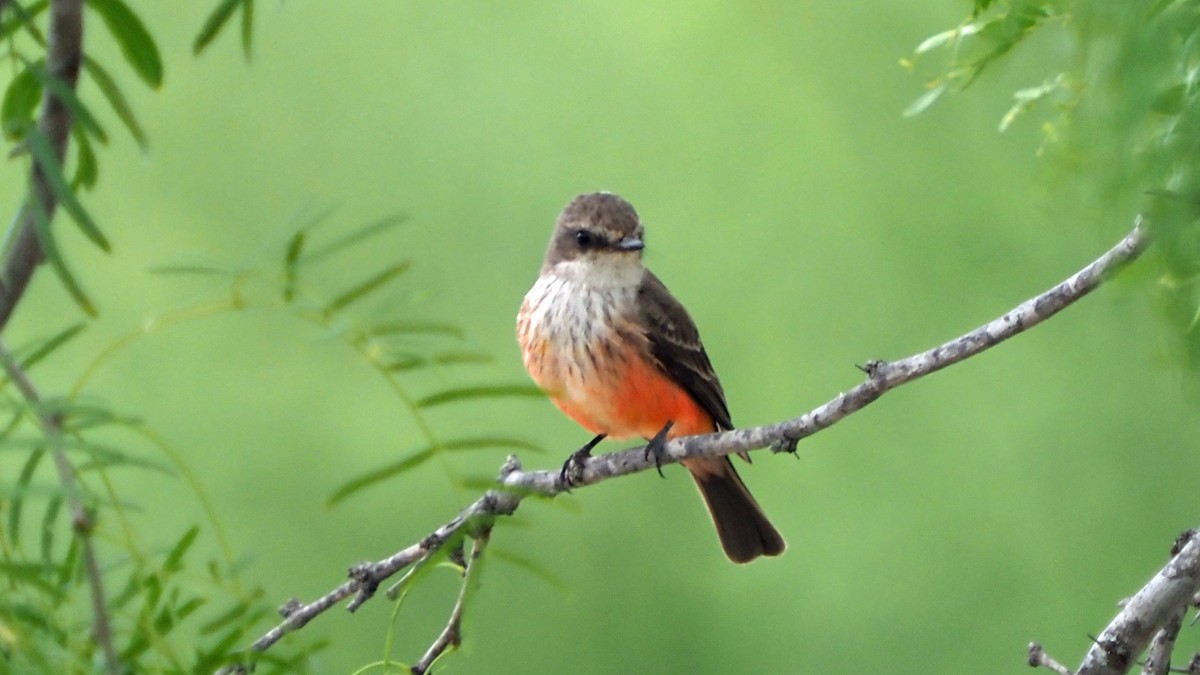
615;236;644;251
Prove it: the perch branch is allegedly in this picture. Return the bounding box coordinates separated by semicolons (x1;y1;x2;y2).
224;218;1149;671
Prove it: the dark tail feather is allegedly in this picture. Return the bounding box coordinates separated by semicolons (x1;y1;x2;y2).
684;457;786;563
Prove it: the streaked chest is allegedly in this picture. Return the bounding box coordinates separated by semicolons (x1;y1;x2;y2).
517;273;644;395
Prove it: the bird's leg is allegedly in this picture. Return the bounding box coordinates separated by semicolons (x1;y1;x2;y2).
560;433;605;488
644;421;674;478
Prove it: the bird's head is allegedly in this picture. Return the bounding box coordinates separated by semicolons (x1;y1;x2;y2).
543;192;646;287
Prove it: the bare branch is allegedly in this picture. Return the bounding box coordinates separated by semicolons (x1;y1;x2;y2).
226;219;1150;670
0;0;85;331
412;529;490;675
0;338;120;674
1073;531;1200;675
1031;642;1075;675
1142;604;1186;675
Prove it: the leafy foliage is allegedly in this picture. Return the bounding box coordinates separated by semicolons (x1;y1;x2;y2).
906;0;1200;371
0;1;332;671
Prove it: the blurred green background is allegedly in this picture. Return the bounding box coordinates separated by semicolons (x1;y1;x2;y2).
5;1;1199;673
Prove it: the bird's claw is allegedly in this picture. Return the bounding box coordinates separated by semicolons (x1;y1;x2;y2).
559;448;589;489
644;421;674;478
559;434;605;489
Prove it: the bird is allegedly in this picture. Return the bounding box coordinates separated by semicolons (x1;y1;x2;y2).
517;192;785;563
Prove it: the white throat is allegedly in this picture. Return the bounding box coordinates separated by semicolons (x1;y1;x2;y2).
549;253;644;290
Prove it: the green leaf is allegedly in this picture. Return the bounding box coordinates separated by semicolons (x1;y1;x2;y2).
82;56;149;149
86;0;163;88
904;82;947;117
322;261;411;315
369;321;464;339
163;525;200;572
327;448;434;505
25;60;107;143
387;351;492;372
0;0;48;43
283;229;305;302
147;263;233;276
241;0;255;59
303;213;408;264
40;495;62;562
70;125;99;190
25;128;111;253
19;322;86;371
327;437;543;505
194;0;243;56
9;445;46;542
1;63;42;141
416;384;545;408
27;195;97;316
492;547;568;590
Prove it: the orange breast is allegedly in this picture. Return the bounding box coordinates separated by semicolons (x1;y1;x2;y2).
519;273;713;441
550;346;714;440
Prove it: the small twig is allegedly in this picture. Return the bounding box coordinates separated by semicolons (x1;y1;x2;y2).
412;528;490;675
1031;642;1075;675
0;338;120;675
1142;604;1186;675
0;0;85;331
227;219;1150;669
219;461;523;673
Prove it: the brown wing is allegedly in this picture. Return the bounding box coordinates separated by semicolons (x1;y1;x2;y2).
637;271;733;431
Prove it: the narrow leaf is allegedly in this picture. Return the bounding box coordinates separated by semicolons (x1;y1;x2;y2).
283;229;305;302
70;125;99;189
491;548;568;591
82;56;149;149
387;351;491;372
163;525;200;572
86;0;163;88
19;322;86;370
323;261;411;315
416;384;545;408
326;448;435;505
27;195;97;316
303;213;408;264
241;0;255;59
1;1;48;42
328;437;543;505
25;60;107;143
40;495;62;562
370;321;464;339
1;64;42;141
9;445;46;542
194;0;242;55
147;263;232;276
903;82;947;117
25;128;110;252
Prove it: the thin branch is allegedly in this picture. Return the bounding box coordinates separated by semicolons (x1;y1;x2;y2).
1031;642;1075;675
1142;603;1186;675
0;0;85;331
225;218;1150;670
412;530;489;675
1073;531;1200;675
0;338;120;675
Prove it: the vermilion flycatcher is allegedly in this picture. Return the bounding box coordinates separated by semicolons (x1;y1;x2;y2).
517;192;785;563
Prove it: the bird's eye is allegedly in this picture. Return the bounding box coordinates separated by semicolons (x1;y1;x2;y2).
574;230;595;248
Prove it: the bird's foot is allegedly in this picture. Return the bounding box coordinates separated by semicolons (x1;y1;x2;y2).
559;434;605;489
644;421;674;478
